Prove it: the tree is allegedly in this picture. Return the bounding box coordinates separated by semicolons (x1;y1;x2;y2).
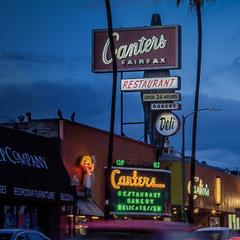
104;0;118;219
176;0;214;223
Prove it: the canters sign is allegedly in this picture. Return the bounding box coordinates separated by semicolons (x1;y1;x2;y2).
93;26;181;72
110;167;171;216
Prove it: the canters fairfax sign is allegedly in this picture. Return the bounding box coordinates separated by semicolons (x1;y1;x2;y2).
121;77;180;92
93;25;181;72
110;167;171;216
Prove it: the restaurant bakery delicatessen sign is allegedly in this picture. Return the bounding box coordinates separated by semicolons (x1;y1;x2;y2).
109;167;171;216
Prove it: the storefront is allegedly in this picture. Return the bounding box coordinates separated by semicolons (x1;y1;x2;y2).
4;119;240;229
161;158;240;228
0;126;75;239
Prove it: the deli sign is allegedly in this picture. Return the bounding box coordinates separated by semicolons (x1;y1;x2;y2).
93;25;181;72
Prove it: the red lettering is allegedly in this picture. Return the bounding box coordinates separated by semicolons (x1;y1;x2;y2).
152;80;158;88
169;78;175;87
157;80;163;87
128;80;134;89
122;80;128;90
164;79;170;87
133;80;139;88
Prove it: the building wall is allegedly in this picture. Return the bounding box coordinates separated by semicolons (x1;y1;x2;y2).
60;120;157;210
162;161;240;213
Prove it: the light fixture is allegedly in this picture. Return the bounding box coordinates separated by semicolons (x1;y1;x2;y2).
215;176;221;205
194;208;199;214
211;209;216;214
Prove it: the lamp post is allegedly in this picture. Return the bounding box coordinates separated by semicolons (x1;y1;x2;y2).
182;108;221;223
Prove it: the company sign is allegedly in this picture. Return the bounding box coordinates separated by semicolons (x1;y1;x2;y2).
110;167;171;216
143;93;181;102
121;77;180;92
155;112;180;136
151;102;181;110
93;25;181;72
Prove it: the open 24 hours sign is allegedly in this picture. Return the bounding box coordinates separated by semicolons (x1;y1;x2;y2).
109;167;171;216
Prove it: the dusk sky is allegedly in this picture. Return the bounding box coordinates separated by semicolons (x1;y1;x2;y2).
0;0;239;170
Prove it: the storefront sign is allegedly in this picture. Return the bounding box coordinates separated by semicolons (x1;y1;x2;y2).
110;167;171;216
155;112;180;136
151;102;181;110
0;146;48;169
0;126;75;204
143;93;181;102
121;77;180;92
93;26;181;72
111;169;166;190
187;177;210;200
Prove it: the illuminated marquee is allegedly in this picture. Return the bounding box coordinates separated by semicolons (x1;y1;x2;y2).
109;167;171;216
111;169;166;189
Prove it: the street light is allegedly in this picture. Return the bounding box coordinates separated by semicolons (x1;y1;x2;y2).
181;107;222;222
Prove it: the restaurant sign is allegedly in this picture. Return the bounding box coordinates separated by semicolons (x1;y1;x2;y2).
93;25;181;72
121;77;180;92
109;167;171;216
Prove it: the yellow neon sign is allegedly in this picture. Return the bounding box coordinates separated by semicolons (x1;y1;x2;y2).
111;169;166;190
215;177;221;205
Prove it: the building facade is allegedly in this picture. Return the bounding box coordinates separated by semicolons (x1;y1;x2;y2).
0;126;75;240
3;119;240;228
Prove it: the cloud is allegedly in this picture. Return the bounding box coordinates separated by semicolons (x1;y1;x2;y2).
196;148;240;171
0;80;112;125
0;52;87;64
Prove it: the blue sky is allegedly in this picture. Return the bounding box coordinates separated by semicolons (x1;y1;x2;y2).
0;0;239;170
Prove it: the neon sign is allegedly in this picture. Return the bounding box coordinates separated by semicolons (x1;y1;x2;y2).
109;167;171;216
187;177;210;199
111;169;166;190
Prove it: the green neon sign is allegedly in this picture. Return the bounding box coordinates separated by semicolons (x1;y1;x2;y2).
153;161;161;169
109;167;171;216
115;159;125;166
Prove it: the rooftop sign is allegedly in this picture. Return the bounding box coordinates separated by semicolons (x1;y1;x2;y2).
93;25;181;72
121;77;180;92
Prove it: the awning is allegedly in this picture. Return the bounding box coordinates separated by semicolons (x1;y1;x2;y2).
77;199;104;217
0;126;76;205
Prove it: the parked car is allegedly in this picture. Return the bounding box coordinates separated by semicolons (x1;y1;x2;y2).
66;219;199;240
196;227;236;240
0;229;51;240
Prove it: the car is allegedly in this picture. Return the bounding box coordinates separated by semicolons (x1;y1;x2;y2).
196;227;236;240
0;229;51;240
66;219;199;240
